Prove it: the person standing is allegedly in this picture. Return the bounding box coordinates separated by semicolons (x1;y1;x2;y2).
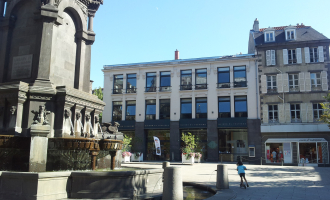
272;150;277;163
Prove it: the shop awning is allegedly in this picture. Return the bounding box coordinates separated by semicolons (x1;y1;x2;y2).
265;138;327;143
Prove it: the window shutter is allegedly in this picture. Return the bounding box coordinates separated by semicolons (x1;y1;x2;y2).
299;72;305;92
283;49;288;65
305;72;311;92
278;104;285;123
266;50;271;66
318;46;324;62
282;73;289;92
307;103;313;122
304;47;310;63
301;103;307;123
296;48;302;63
285;103;291;123
321;71;328;91
271;50;276;65
261;75;267;93
262;104;268;123
277;74;283;93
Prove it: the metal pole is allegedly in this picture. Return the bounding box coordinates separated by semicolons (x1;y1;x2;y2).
261;157;262;165
282;160;283;166
221;154;222;164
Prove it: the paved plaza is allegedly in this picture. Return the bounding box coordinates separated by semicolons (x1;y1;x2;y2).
122;162;330;200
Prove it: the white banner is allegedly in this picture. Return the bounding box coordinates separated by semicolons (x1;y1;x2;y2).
153;136;161;156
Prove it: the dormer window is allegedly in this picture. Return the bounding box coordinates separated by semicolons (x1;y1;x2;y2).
285;26;296;41
265;32;275;42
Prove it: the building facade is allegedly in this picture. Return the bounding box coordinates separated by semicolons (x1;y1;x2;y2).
103;53;260;162
249;19;330;165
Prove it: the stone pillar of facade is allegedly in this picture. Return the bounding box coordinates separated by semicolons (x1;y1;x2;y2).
247;119;261;164
170;121;180;161
207;120;218;162
0;0;4;17
135;122;145;158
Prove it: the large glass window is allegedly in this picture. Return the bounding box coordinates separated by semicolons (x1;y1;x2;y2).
145;99;156;120
234;66;247;87
311;73;321;91
310;47;319;63
112;101;122;121
180;70;192;90
146;130;170;161
181;98;192;119
159;99;170;119
181;129;208;161
268;104;278;123
160;71;171;92
126;101;136;120
289;74;299;92
146;72;156;92
126;74;136;93
288;49;297;64
218;129;248;161
196;98;207;118
313;103;323;120
218;97;230;118
234;96;247;118
217;67;230;88
290;104;301;123
113;75;123;94
267;75;277;93
195;69;207;89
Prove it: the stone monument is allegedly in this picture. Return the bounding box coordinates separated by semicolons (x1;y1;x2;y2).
0;0;107;172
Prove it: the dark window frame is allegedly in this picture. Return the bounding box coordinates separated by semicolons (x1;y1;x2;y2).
234;66;247;87
195;68;207;90
146;72;157;92
145;99;156;120
159;71;171;92
180;98;192;119
180;70;192;90
113;74;123;94
196;97;207;118
126;101;136;121
159;99;171;119
217;67;230;88
126;73;137;93
234;96;247;118
218;96;231;118
112;101;122;121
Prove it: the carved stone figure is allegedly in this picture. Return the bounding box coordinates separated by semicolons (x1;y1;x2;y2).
107;122;120;133
31;105;51;125
64;109;71;119
10;106;17;115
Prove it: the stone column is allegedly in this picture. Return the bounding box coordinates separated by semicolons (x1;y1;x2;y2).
170;121;180;161
88;12;95;31
29;124;50;172
0;0;4;17
0;101;4;133
90;150;99;170
216;164;229;189
207;120;218;162
110;151;116;170
163;166;183;200
7;93;27;135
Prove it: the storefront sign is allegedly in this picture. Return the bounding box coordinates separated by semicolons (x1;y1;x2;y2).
117;120;135;130
153;136;161;156
179;119;207;129
145;119;170;129
217;118;247;128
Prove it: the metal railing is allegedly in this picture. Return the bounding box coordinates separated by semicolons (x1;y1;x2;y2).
234;81;247;88
291;118;302;123
145;87;157;92
113;88;123;94
195;84;207;90
267;88;278;93
289;86;299;92
217;83;230;88
159;86;172;92
126;88;137;93
180;84;193;90
311;85;322;91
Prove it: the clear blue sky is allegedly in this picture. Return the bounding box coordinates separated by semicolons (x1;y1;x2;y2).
91;0;330;89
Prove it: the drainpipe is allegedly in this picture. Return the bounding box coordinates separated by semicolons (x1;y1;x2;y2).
255;59;259;119
276;68;285;122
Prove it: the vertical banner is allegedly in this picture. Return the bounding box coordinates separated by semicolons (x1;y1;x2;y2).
153;136;161;156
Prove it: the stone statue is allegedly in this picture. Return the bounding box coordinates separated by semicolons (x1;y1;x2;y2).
10;106;17;115
31;105;51;125
107;122;120;134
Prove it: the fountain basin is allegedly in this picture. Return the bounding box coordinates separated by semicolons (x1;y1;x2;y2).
0;169;163;200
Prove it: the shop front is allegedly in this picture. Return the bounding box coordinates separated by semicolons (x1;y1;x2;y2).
218;129;248;162
265;138;329;164
181;129;208;161
145;130;170;161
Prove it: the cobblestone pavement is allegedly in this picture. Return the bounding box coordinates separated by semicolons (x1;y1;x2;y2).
122;162;330;200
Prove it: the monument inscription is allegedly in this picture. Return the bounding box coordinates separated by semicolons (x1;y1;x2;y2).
11;54;33;79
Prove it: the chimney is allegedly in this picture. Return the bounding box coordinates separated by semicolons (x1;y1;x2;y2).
253;18;259;31
175;49;179;60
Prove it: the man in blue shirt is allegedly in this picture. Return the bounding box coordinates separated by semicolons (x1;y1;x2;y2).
237;161;249;187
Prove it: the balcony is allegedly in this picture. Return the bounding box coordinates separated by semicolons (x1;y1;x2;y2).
145;87;157;92
291;118;302;123
234;81;247;88
113;88;123;94
267;88;277;93
126;88;137;93
217;83;230;88
180;84;192;90
159;86;172;92
289;86;299;92
311;85;322;91
195;84;207;90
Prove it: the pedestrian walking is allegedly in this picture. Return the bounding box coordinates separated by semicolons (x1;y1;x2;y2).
237;161;249;188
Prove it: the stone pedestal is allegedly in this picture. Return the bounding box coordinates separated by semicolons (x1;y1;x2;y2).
29;124;50;172
216;164;229;189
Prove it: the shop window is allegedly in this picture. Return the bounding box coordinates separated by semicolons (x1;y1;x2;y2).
160;71;171;92
290;104;301;123
234;66;247;87
265;143;284;163
146;72;157;92
196;98;207;118
112;101;122;121
218;129;248;161
299;143;317;163
268;104;278;123
181;98;192;119
182;129;207;161
126;74;137;93
145;99;156;120
218;97;230;118
113;74;123;94
313;103;323;121
217;67;230;88
146;130;170;161
311;73;321;91
234;96;247;118
180;70;192;90
126;101;136;120
267;75;277;93
195;69;207;89
289;74;299;92
159;99;170;119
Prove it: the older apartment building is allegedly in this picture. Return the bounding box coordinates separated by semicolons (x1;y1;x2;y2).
103;52;260;162
249;19;330;165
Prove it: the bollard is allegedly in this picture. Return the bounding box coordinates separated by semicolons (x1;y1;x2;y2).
282;160;283;166
163;166;183;200
221;154;223;164
216;164;229;189
261;157;262;165
163;161;170;169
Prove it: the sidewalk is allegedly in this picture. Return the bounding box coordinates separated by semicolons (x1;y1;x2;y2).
122;162;330;200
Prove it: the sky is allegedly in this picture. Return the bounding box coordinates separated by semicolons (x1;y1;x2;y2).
90;0;330;89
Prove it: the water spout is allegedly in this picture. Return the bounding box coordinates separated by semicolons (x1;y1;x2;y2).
68;116;74;136
98;123;104;139
89;121;95;138
79;120;84;137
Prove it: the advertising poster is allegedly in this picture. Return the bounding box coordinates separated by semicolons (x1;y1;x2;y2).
153;136;161;156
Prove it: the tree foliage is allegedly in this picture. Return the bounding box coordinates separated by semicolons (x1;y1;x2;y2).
93;87;103;122
181;132;197;154
123;135;132;152
320;93;330;127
